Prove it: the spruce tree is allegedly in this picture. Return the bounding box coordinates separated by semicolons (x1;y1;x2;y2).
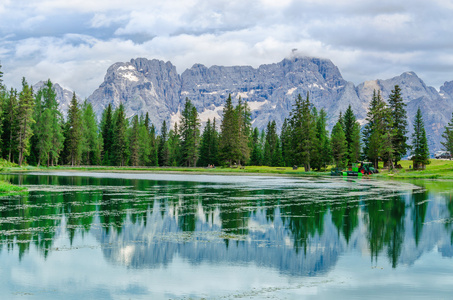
411;107;430;169
138;115;151;166
220;94;241;166
249;127;263;166
113;103;128;166
149;124;159;166
236;98;252;165
388;85;409;165
180;98;200;167
263;120;277;166
198;118;213;167
280;118;292;167
17;78;35;166
331;118;348;168
441;113;453;157
2;88;18;162
65;92;83;166
168;123;181;166
158;120;169;166
101;104;114;165
343;105;357;162
81;101;100;165
290;93;317;171
312;108;331;170
129;115;140;166
363;90;387;169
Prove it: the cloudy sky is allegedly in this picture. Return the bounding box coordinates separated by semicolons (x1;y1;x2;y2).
1;0;453;97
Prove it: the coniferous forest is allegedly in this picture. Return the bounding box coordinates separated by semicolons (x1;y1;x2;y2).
0;63;440;170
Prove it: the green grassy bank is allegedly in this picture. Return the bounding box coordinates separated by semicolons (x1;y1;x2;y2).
3;159;453;180
376;159;453;179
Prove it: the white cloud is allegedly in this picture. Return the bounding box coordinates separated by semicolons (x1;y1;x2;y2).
1;0;453;97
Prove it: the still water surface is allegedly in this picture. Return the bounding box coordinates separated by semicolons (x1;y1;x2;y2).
0;172;453;299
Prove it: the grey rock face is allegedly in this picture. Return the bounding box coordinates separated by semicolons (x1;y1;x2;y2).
33;81;79;118
88;58;181;123
86;56;453;153
357;72;453;153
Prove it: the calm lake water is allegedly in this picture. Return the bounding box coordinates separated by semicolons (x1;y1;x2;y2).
0;172;453;299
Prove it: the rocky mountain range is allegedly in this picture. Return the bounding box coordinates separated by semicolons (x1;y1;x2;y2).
41;56;453;153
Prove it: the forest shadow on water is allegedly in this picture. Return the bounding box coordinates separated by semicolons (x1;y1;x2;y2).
0;172;452;299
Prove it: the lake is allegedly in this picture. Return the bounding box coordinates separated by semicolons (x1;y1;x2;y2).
0;172;452;299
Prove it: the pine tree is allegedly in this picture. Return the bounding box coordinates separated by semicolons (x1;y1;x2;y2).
210;118;219;166
220;94;241;166
180;98;200;167
331;118;348;168
81;101;100;165
100;104;114;165
363;90;387;169
65;92;82;166
129;115;140;166
441;113;453;156
411;107;430;169
112;103;128;166
263;120;278;166
17;78;35;166
149;124;158;166
343;105;361;163
168;123;181;166
138;115;151;166
34;80;65;166
2;88;18;162
236;98;252;165
388;85;409;165
312;108;331;170
290;93;317;171
280;118;292;167
198;119;214;167
249;127;263;166
158;120;169;166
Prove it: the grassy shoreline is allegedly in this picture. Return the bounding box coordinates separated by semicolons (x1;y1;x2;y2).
1;159;453;180
0;180;28;195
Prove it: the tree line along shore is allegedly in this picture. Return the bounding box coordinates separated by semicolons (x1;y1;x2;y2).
1;63;453;174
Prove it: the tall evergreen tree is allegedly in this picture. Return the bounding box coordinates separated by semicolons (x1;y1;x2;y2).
65;92;83;166
388;85;409;165
441;113;453;156
101;104;114;165
112;103;128;166
220;94;241;165
17;78;35;166
343;105;361;163
411;107;430;169
129;115;141;166
236;98;252;165
363;90;387;169
331;117;348;168
168;123;181;166
2;88;18;162
149;124;159;166
249;127;263;166
138;115;151;166
290;93;317;171
198;118;216;167
180;98;200;167
263;120;278;166
280;118;292;167
81;101;101;165
312;108;331;170
158;120;169;166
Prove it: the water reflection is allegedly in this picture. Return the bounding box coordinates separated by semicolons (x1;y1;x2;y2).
1;173;453;297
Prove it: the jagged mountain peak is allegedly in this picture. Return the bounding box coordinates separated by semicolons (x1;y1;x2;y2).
85;56;453;152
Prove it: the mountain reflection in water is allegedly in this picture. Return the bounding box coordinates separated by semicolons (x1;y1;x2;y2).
0;173;453;298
